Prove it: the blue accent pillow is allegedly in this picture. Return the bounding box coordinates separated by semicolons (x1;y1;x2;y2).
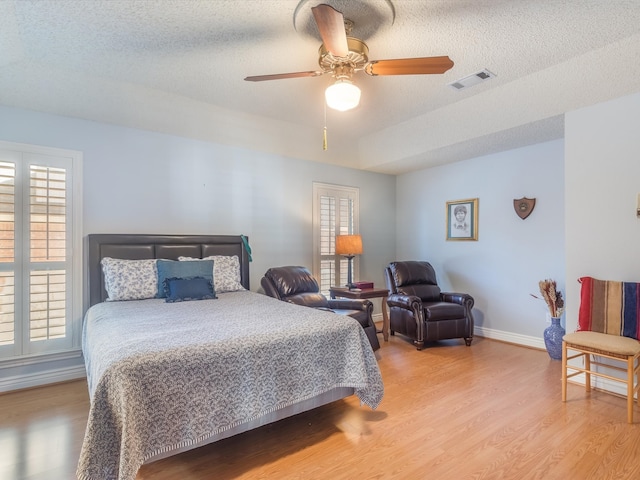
163;277;216;303
156;259;214;298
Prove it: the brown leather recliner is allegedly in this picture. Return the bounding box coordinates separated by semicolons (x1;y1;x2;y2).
384;261;474;350
261;266;380;351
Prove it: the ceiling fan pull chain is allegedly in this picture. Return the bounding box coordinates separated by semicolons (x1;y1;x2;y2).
323;102;328;151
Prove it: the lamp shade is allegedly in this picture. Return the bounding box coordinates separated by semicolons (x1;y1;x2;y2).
325;79;361;111
335;234;363;255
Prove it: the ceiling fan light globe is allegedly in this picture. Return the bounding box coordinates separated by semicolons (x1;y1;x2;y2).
325;80;361;111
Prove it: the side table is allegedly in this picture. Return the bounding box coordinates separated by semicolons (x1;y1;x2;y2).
329;286;390;341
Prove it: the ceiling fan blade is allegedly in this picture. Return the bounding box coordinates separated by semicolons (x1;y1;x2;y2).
364;56;454;76
244;71;324;82
311;4;349;57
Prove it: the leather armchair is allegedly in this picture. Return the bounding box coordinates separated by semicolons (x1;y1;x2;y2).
261;266;380;351
384;261;474;350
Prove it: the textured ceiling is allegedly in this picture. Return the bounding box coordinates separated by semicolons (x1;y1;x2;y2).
1;0;639;174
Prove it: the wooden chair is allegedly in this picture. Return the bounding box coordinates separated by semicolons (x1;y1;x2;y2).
562;276;640;423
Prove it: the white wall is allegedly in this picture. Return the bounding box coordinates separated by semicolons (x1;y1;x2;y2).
5;90;638;391
0;105;396;390
395;139;565;347
0;105;396;291
394;90;640;352
565;91;640;332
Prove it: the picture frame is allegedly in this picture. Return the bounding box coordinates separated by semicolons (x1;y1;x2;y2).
446;198;479;241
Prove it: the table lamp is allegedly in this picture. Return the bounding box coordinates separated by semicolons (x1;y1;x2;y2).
335;234;362;290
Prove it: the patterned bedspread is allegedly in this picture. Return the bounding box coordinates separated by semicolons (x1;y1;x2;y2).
77;291;383;480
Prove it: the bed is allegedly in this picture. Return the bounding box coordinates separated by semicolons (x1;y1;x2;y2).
77;234;383;480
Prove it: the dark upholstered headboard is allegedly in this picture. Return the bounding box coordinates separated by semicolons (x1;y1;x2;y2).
88;234;250;307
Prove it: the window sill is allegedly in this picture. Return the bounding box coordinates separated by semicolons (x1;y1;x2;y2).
0;349;82;369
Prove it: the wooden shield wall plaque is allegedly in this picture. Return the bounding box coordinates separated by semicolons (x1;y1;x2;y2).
514;197;536;220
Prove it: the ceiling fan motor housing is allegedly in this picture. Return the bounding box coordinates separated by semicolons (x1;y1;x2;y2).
319;37;369;74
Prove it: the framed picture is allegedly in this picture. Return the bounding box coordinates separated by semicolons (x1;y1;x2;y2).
446;198;479;241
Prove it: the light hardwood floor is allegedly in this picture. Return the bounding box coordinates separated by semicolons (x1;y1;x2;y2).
2;335;640;480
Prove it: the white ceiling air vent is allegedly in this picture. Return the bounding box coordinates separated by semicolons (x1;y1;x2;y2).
448;69;496;91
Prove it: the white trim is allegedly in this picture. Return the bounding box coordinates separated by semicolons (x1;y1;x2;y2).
564;356;637;398
0;348;82;369
373;321;633;398
312;182;360;293
585;375;631;398
0;140;83;359
0;363;86;393
564;371;634;398
371;323;547;350
475;326;632;398
474;325;546;350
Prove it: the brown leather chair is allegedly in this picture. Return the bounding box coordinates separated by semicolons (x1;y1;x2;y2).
261;266;380;351
384;261;474;350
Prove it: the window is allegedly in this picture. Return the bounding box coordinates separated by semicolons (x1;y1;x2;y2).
312;182;359;296
0;142;82;361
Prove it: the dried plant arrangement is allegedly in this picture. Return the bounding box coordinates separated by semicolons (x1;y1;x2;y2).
531;279;564;318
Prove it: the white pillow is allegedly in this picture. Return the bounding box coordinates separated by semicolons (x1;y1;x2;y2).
178;255;245;293
101;257;158;301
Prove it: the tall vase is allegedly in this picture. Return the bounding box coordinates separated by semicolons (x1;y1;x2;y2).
543;317;565;360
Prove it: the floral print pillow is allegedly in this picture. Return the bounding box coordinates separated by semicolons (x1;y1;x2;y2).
178;255;245;293
101;257;158;301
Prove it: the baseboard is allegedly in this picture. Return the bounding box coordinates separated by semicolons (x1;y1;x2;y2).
4;336;628;400
0;364;86;393
473;326;546;350
373;320;630;398
565;366;634;398
373;321;546;350
588;376;631;398
477;327;633;398
2;325;628;398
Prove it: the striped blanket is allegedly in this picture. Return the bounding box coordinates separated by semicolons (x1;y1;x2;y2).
578;276;640;340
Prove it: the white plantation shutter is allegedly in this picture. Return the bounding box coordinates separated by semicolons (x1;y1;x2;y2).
0;161;16;348
313;183;359;296
29;165;68;345
318;193;338;291
0;143;81;360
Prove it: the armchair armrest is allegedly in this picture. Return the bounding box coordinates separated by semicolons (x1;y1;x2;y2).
387;293;422;311
328;298;372;312
260;276;281;300
441;292;475;336
440;292;474;310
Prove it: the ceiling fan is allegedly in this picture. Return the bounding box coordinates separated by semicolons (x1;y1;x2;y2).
244;3;454;112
